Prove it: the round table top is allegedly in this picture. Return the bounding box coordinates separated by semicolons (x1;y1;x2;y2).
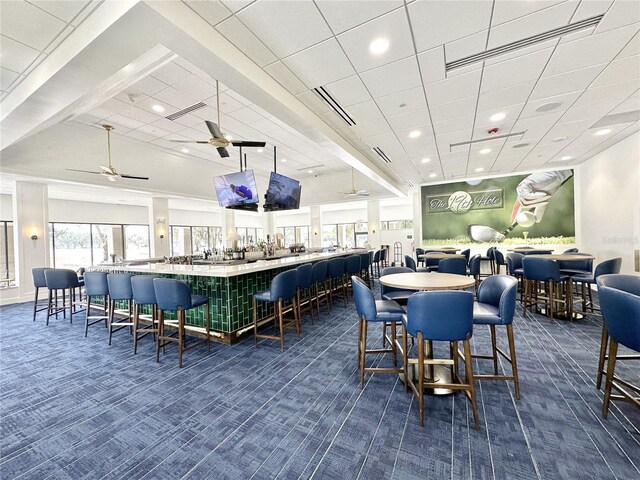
507;247;554;253
379;272;475;291
418;253;466;260
422;247;461;253
529;254;595;261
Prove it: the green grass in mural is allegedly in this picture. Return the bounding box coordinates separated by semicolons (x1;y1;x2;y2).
422;236;576;247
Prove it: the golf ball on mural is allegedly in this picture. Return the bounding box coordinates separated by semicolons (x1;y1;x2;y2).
516;211;536;227
448;191;473;213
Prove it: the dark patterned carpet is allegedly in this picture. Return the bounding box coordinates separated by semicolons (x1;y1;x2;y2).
1;285;638;479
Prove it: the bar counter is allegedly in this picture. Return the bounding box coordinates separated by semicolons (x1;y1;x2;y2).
89;250;361;343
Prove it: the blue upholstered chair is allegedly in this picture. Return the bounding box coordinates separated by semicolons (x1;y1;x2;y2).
380;266;414;306
493;249;507;274
415;247;426;268
593;270;636;390
153;278;210;367
359;252;371;287
480;247;496;276
461;249;471;265
573;258;621;314
467;254;481;294
83;271;109;337
380;247;388;268
506;252;525;301
345;255;362;299
352;276;405;389
327;257;347;307
296;263;315;323
423;250;441;272
32;267;49;322
131;276;159;354
404;255;427;273
472;275;520;399
401;290;478;428
523;249;554;255
438;257;467;275
522;257;572;320
43;268;85;326
310;260;329;316
106;273;134;346
371;249;383;278
558;252;593;277
253;269;299;352
596;274;640;418
563;248;579;253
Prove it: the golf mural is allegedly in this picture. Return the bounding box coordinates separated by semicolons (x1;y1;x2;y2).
421;170;575;245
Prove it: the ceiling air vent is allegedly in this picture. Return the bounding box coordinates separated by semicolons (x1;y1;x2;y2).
446;14;604;71
405;180;414;187
165;102;207;121
450;131;526;152
313;86;357;126
373;147;392;163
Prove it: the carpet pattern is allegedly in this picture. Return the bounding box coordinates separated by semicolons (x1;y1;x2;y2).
1;286;639;479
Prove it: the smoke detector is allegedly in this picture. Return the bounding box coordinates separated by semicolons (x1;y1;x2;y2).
487;127;499;134
127;93;138;103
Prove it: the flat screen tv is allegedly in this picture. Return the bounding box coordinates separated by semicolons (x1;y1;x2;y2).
264;172;301;211
213;169;259;208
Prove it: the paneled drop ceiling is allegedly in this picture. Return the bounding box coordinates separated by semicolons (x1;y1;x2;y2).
0;0;639;207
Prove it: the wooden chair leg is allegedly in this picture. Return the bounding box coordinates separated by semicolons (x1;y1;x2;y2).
133;303;140;354
360;319;367;389
85;297;92;337
402;327;409;392
490;325;498;375
602;339;618;419
206;303;211;352
507;324;521;400
417;334;425;426
178;309;184;368
390;321;398;367
156;310;163;363
464;339;479;430
108;298;115;345
33;287;39;322
278;300;284;352
596;324;608;390
357;316;363;371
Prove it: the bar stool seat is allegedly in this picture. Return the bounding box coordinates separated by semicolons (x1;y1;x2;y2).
131;276;160;354
32;267;49;322
83;271;110;337
44;268;85;325
107;273;134;345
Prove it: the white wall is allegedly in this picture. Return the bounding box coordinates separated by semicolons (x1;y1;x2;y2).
322;207;367;224
49;199;148;224
0;194;13;220
235;210;264;228
575;131;640;274
273;210;311;226
169;209;220;226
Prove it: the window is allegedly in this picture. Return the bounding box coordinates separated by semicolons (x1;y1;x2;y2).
170;225;224;255
322;222;367;248
0;221;15;288
124;225;150;260
381;220;414;230
51;223;92;270
322;224;337;247
191;226;209;254
236;227;262;247
92;224;120;264
170;226;191;256
277;225;310;246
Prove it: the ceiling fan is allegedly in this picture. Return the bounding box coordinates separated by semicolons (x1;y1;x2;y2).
67;125;149;182
343;168;369;197
170;80;266;158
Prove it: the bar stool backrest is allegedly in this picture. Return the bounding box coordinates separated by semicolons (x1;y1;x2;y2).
563;248;579;253
524;249;553;255
44;269;80;289
131;275;158;305
311;260;328;283
593;258;622;279
522;257;562;281
84;272;109;296
404;255;417;271
270;269;298;301
494;249;506;266
405;291;474;341
477;275;518;325
597;276;640;351
438;257;467;275
506;253;524;274
380;266;413;297
327;257;346;278
352;276;376;321
107;273;134;301
359;252;370;270
468;254;481;275
32;267;48;288
597;273;640;295
296;263;313;290
153;278;193;310
345;255;361;275
461;249;471;264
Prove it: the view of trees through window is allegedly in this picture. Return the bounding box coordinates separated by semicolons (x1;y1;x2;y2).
381;220;414;230
322;222;368;248
0;221;15;288
276;226;309;247
170;226;223;256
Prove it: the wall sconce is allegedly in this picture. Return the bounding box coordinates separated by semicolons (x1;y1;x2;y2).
30;227;38;240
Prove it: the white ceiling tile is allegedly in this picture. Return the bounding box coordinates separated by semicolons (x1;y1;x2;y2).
152;87;201;111
315;0;403;34
573;0;614;22
533;63;606;99
229;106;266;124
215;16;278;67
350;118;392;138
264;61;308;95
325;75;372;106
477;81;535;112
386;108;431;131
104;113;146;131
476;103;525;128
594;0;640;33
375;86;427;117
559;79;639;123
150;117;190;135
337;8;414;72
150;62;191;86
484;38;557;66
217;91;251;113
0;67;21;91
408;0;492;52
425;68;482;107
131;75;170;97
113;90;148;106
296;90;330;114
491;0;566;26
481;47;554;92
616;30;640;59
173;112;206;128
283;38;355;88
361;56;421;98
43;24;75;55
135;124;173;138
592;54;640;87
543;23;639;76
0;35;40;73
220;0;253;13
122;128;158;143
237;0;332;58
521;91;583;119
184;0;232;26
416;46;445;84
433;117;474;136
558;26;596;45
29;0;89;22
429;96;477;123
0;0;65;50
171;74;217;100
346;100;384;123
444;30;488;61
446;62;482;78
610;90;640;114
90;98;132;119
120;106;163;125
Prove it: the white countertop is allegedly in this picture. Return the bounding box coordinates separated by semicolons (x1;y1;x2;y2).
88;250;365;278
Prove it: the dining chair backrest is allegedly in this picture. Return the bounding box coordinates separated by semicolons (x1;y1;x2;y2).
311;260;328;283
270;269;299;302
506;253;524;274
563;248;579;253
327;257;346;278
345;255;362;276
524;249;554;255
461;249;471;264
486;247;496;260
107;273;134;301
522;257;561;282
84;271;109;297
380;266;413;297
557;253;593;273
404;255;417;271
359;252;370;271
296;263;313;290
44;269;81;290
131;275;158;305
405;290;474;341
352;276;376;321
597;274;640;296
597;275;640;351
494;249;506;266
153;278;194;310
380;248;387;261
468;254;481;276
32;267;49;288
593;258;622;279
373;249;381;263
477;275;518;325
438;257;467;275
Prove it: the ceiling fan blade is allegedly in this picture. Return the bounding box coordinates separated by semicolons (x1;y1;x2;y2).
170;140;210;144
217;147;230;158
120;174;149;180
230;141;267;148
66;168;102;175
205;120;224;139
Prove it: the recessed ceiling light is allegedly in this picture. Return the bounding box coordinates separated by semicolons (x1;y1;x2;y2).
561;155;572;161
475;167;484;172
181;148;189;153
490;112;506;122
429;173;437;178
257;148;263;153
308;170;313;174
409;130;421;138
536;101;562;112
369;38;390;55
479;148;492;154
421;157;431;164
152;104;165;113
594;129;611;136
281;158;287;163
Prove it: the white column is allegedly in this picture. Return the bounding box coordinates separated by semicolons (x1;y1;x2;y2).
367;199;380;248
14;181;49;300
413;189;422;247
221;208;236;248
310;206;322;248
262;211;274;240
149;197;169;258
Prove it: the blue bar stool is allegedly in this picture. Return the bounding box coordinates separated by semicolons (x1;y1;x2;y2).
438;257;467;275
402;290;478;428
467;254;481;294
345;255;362;299
310;260;329;317
296;263;314;324
404;255;428;272
253;269;299;352
327;257;347;308
44;269;85;325
380;266;414;306
371;249;382;278
32;267;49;322
359;252;371;287
573;257;621;315
153;278;210;368
522;257;572;321
131;276;159;354
106;273;134;345
83;271;110;337
352;276;405;389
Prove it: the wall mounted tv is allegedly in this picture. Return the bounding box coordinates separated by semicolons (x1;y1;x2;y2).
213;169;259;209
263;171;302;211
